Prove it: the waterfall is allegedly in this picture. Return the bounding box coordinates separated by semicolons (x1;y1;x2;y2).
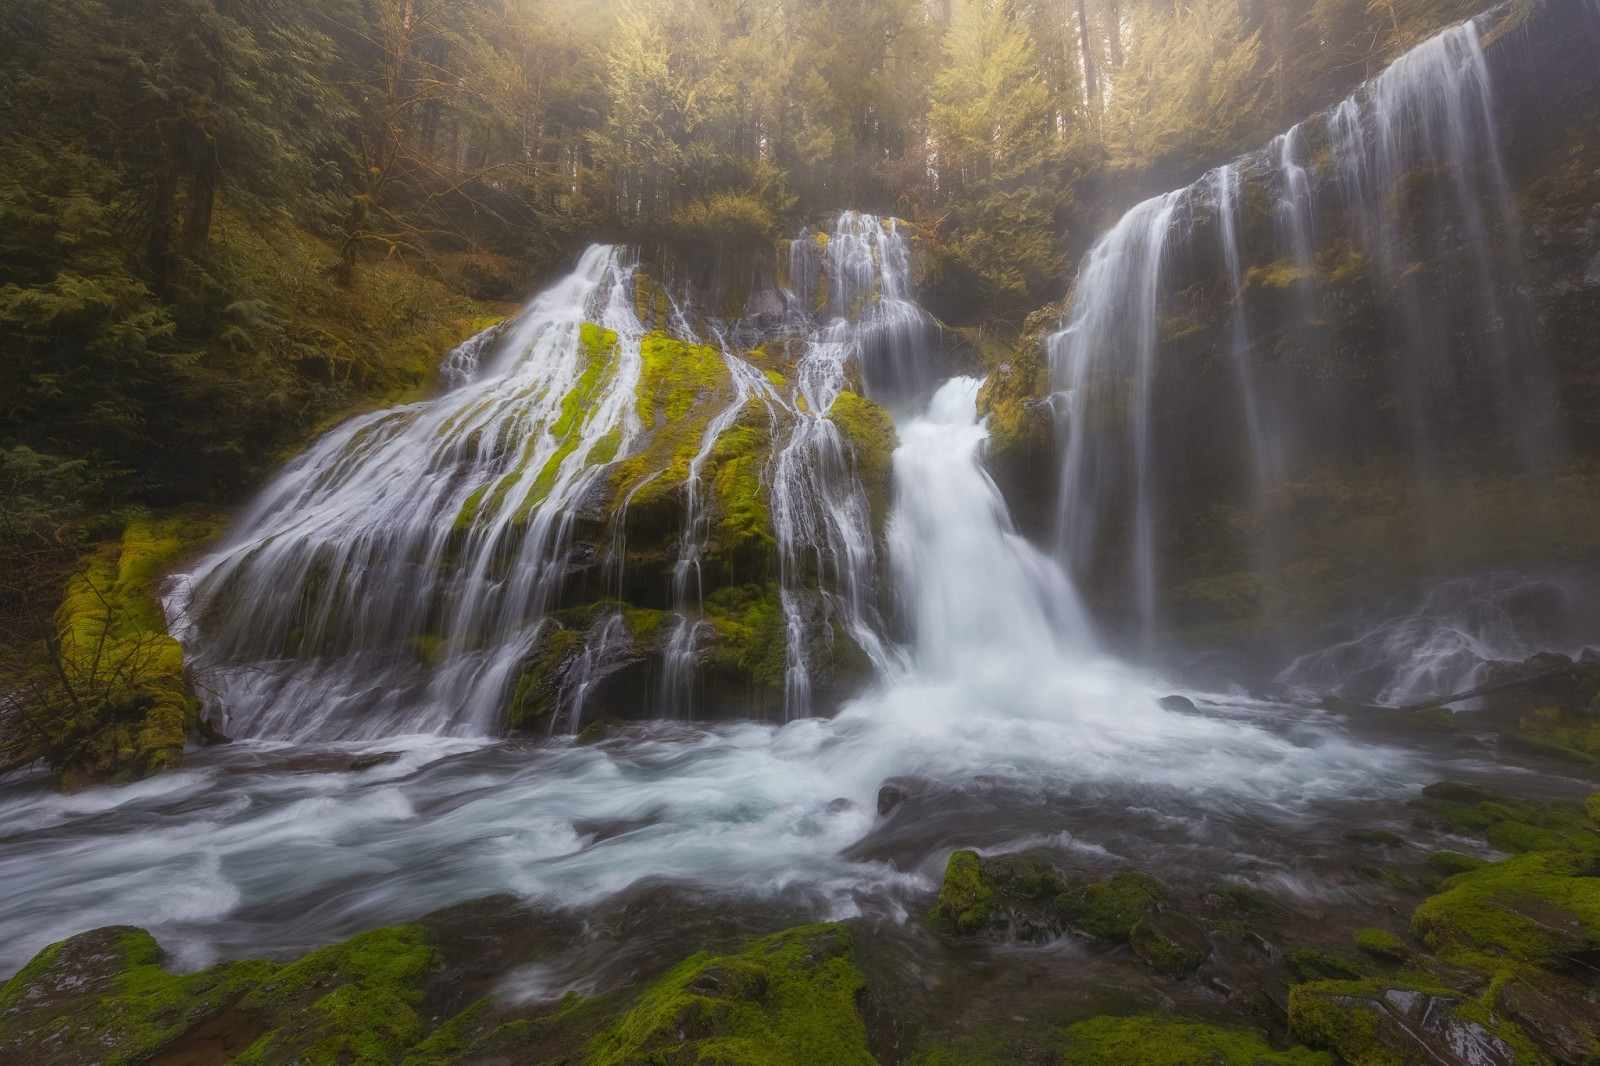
894;378;1096;668
170;213;932;739
1272;123;1315;272
1046;14;1553;647
1051;191;1184;646
768;212;920;715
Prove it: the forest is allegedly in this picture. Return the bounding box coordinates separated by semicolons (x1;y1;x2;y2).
4;0;1600;1062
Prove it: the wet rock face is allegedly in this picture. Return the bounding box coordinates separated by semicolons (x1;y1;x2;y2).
1292;984;1518;1066
976;2;1600;651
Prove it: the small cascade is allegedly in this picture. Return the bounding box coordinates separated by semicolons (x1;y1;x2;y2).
1051;191;1185;646
171;247;648;740
1272;123;1316;271
768;212;921;714
893;378;1097;668
1212;164;1278;490
1278;572;1595;707
1047;14;1555;647
659;351;778;717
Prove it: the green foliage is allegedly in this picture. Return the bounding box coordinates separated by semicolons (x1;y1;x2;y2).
1;514;221;789
927;0;1077;304
585;924;876;1066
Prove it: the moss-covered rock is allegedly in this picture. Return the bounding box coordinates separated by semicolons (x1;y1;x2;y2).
929;851;995;935
827;390;898;531
1288;979;1527;1066
0;925;440;1066
29;513;222;790
584;924;875;1066
1056;1016;1331;1065
1054;872;1166;942
0;926;273;1065
1351;929;1409;963
1286;949;1363;984
1130;911;1211;977
1411;850;1600;966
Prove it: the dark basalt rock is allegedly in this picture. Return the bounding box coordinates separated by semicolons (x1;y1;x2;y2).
876;781;910;816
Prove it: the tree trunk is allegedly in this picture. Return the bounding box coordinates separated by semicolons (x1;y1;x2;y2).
1076;0;1100;119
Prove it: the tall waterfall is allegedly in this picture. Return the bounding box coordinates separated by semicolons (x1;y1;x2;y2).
1048;16;1553;647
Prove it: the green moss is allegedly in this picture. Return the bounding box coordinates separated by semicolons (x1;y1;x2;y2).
703;583;787;691
1245;259;1315;290
552;325;617;439
1353;929;1409;962
506;627;583;731
1054;873;1166;942
588;426;624;466
1426;851;1487;876
1288;981;1405;1066
585;924;875;1066
929;850;994;934
1504;705;1600;765
1411;849;1600;966
636;331;723;429
1057;1016;1331;1065
1287;949;1363;983
44;513;221;788
827;390;898;527
710;406;777;561
0;927;273;1065
1130;912;1211;977
452;484;490;534
1588;792;1600;827
236;926;437;1065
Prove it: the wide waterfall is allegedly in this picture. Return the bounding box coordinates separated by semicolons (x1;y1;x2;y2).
169;214;936;741
1047;16;1563;657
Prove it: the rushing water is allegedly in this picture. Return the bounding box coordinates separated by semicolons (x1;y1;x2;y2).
0;374;1420;977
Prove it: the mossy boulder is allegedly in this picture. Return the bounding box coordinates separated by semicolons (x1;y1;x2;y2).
928;850;995;935
584;924;875;1066
0;925;439;1066
1129;911;1212;977
21;514;222;791
927;850;1069;942
827;390;898;531
1411;850;1600;966
1053;872;1167;942
1286;949;1363;984
1351;929;1409;963
1288;980;1525;1066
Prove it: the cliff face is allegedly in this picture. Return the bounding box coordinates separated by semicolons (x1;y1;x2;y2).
980;0;1600;654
